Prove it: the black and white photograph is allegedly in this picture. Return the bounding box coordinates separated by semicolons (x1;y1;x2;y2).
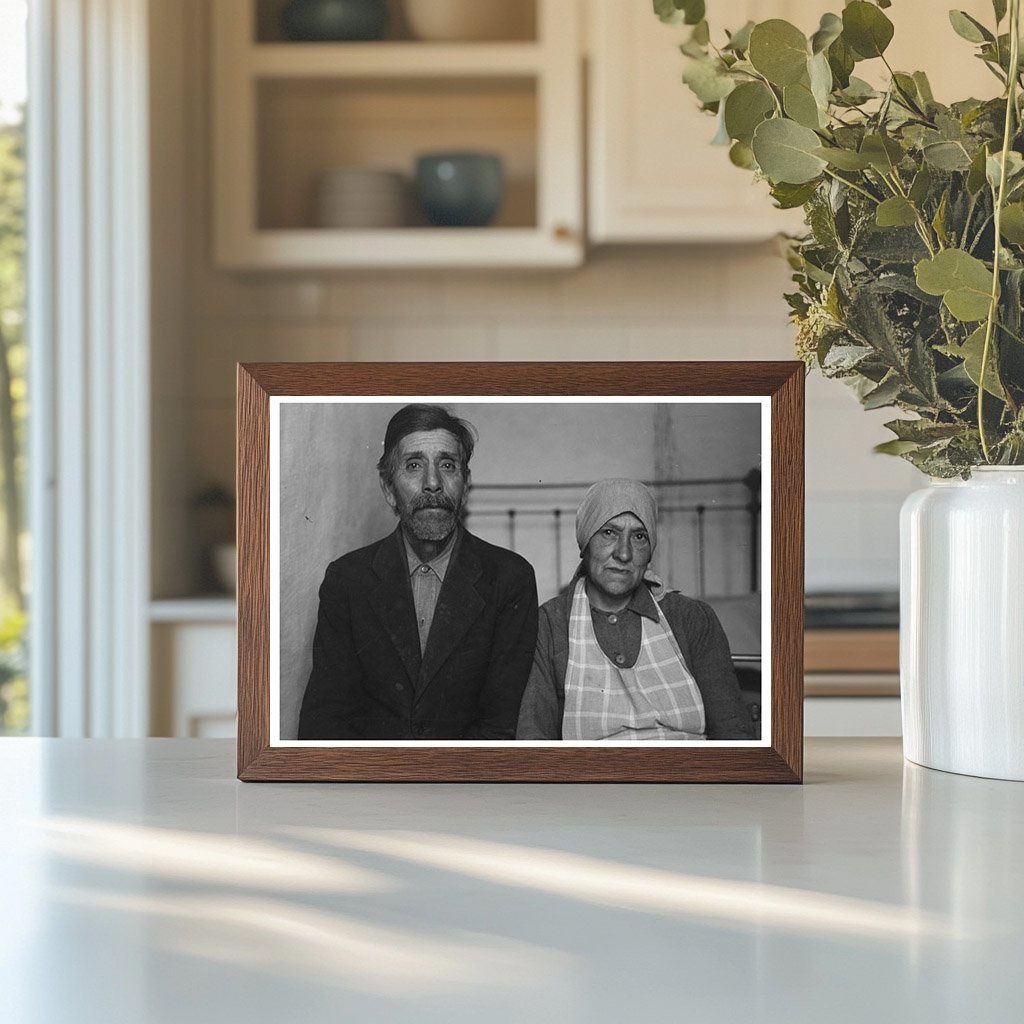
270;396;770;747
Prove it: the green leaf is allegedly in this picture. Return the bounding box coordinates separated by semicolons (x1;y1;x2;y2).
653;0;705;26
909;164;933;205
729;140;757;170
967;144;991;194
912;71;935;104
891;72;922;109
876;197;918;228
748;20;809;87
653;0;682;24
862;374;903;409
807;52;833;109
915;249;994;322
683;0;705;24
923;140;973;171
770;180;820;209
827;35;856;89
948;10;994;44
993;0;1008;24
813;146;872;170
683;57;736;104
784;81;824;129
751;118;828;184
941;325;1006;398
884;418;963;443
724;20;755;53
1000;203;1024;245
723;81;776;144
980;32;1015;75
842;1;895;59
932;190;950;247
810;12;843;54
874;439;922;455
908;333;941;403
837;76;879;104
691;19;710;45
860;133;904;173
986;150;1024;191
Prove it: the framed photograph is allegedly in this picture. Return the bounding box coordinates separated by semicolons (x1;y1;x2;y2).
237;362;804;782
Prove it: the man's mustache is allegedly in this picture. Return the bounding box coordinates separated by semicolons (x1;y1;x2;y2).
410;495;457;512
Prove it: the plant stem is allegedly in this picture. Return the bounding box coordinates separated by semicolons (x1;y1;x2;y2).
822;167;880;205
978;0;1021;462
884;170;938;255
968;213;994;253
962;191;979;249
750;69;784;117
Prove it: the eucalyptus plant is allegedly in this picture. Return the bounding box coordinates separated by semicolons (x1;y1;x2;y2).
656;0;1024;476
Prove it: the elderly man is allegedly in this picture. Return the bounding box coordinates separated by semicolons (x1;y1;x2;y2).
517;478;755;741
298;404;538;741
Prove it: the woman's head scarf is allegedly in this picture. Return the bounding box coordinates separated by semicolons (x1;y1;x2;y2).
575;478;658;554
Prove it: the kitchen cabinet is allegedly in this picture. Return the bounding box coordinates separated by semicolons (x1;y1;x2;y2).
586;0;1000;244
211;0;583;268
804;627;901;736
587;0;810;243
150;600;237;738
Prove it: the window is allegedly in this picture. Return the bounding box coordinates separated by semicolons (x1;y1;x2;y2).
0;0;28;734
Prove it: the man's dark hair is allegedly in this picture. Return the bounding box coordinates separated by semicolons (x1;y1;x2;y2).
377;404;477;485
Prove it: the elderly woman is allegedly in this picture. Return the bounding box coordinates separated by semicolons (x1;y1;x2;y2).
517;478;755;741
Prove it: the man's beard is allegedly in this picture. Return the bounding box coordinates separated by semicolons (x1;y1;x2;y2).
396;494;462;542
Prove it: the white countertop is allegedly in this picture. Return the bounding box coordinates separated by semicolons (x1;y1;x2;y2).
1;737;1020;1023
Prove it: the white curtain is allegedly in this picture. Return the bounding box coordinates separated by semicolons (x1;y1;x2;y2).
28;0;150;736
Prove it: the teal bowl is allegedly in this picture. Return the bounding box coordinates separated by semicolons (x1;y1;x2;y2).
415;153;505;228
281;0;388;41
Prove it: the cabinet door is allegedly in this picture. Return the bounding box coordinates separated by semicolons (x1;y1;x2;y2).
588;0;996;244
588;0;814;243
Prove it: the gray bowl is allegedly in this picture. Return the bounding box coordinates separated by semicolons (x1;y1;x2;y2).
280;0;388;42
415;152;504;228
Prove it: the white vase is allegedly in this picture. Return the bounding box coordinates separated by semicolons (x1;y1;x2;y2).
900;466;1024;780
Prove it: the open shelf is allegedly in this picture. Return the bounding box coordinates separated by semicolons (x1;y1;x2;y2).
257;77;537;232
212;0;581;268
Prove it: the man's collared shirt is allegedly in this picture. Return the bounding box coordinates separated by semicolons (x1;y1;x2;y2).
587;581;659;668
403;528;459;654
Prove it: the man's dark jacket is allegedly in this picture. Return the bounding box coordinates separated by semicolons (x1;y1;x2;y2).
298;527;539;740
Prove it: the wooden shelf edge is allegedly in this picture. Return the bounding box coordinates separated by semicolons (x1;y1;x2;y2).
216;227;584;270
249;42;544;78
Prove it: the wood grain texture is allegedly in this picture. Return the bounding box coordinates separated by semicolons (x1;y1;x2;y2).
236;361;805;783
237;365;270;777
770;364;804;783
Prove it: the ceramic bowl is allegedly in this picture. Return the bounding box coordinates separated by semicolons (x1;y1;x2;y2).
415;152;504;227
403;0;534;42
281;0;388;42
315;168;407;228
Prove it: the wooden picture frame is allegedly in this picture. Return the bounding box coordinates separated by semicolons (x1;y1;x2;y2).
237;362;804;782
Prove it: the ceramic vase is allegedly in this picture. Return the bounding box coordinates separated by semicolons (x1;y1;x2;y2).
900;466;1024;780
